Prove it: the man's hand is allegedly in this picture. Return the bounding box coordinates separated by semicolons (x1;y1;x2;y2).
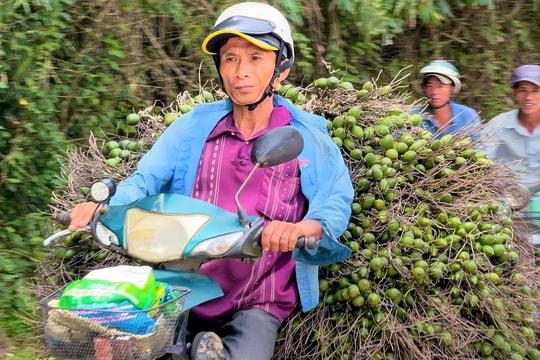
261;219;322;252
68;202;102;232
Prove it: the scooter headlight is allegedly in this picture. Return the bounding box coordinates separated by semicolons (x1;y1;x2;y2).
125;208;210;263
190;232;245;256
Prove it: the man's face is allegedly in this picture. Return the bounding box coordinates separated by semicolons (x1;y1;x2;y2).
513;81;540;116
423;76;454;109
218;37;278;106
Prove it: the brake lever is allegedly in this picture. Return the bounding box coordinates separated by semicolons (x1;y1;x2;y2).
42;225;90;246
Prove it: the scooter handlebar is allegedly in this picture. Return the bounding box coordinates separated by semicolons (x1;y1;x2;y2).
42;212;89;246
52;211;318;250
43;229;73;246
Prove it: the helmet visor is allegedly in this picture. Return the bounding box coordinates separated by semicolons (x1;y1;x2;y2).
202;16;280;55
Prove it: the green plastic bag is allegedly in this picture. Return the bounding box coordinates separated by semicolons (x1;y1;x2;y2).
58;265;158;310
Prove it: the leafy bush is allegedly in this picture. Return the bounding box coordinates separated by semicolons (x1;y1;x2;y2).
0;1;67;338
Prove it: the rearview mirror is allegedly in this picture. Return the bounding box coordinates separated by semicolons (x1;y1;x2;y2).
251;127;304;168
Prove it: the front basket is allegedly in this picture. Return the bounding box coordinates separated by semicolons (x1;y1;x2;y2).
41;284;190;360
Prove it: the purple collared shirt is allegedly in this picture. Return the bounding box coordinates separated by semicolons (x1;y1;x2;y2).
190;106;306;323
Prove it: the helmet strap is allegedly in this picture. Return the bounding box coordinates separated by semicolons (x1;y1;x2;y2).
246;40;290;111
246;84;274;111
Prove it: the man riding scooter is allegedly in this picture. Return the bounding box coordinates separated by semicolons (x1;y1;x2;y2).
68;2;354;359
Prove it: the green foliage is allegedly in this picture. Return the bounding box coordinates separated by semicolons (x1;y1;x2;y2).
0;213;53;339
0;0;68;340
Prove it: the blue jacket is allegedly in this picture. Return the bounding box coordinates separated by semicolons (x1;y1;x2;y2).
110;95;353;312
412;100;482;139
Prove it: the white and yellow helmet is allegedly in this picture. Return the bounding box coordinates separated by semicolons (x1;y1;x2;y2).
202;2;294;69
420;60;462;95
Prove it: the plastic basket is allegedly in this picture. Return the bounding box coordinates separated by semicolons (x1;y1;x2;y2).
41;284;190;360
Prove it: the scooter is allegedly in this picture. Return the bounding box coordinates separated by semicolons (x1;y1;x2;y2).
501;182;540;244
41;126;316;360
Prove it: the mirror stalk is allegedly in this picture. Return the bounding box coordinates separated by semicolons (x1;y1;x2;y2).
234;163;261;226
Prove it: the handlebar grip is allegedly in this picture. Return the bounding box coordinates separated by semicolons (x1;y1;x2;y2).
55;212;72;226
296;236;318;249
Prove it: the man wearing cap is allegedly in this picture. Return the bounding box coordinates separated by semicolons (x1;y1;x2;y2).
481;64;540;240
412;60;482;139
67;2;353;360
